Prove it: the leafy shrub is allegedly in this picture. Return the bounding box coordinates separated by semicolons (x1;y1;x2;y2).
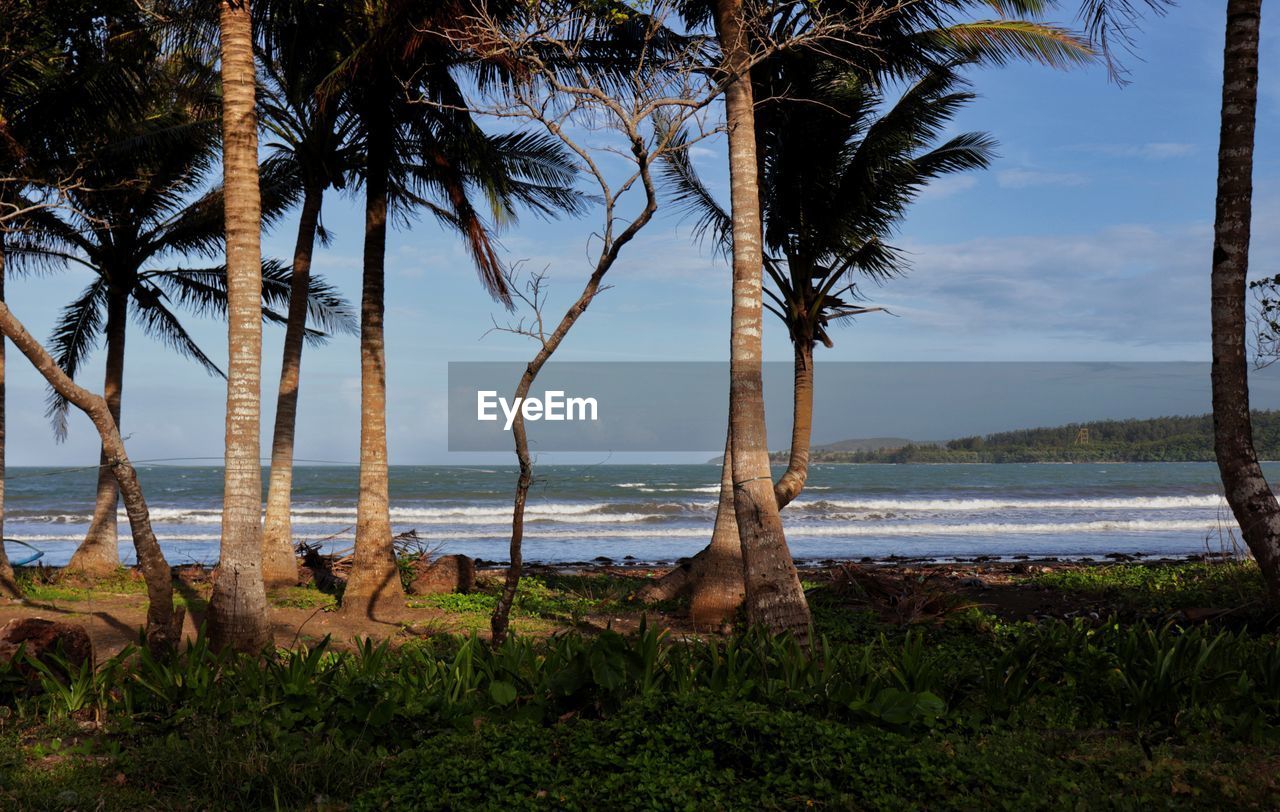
355;693;1280;811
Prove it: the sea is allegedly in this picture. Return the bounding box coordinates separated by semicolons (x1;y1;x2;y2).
0;462;1267;568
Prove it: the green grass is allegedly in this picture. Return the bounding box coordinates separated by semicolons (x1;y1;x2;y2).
269;585;338;610
2;605;1280;810
15;567;150;602
407;575;634;625
1029;561;1265;613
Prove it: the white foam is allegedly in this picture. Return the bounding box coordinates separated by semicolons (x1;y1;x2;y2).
4;517;1221;546
794;495;1228;512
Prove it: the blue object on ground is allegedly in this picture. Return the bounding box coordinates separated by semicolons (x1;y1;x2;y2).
4;540;43;566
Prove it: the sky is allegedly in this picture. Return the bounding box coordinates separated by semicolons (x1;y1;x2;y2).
7;2;1280;466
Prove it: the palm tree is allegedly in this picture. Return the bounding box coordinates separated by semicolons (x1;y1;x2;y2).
208;0;271;653
9;48;352;580
1;0;182;628
646;58;995;624
663;0;1091;633
705;0;815;637
254;0;360;589
1209;0;1280;598
327;0;583;618
0;0;150;597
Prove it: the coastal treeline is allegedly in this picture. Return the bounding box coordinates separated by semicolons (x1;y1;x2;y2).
789;411;1280;464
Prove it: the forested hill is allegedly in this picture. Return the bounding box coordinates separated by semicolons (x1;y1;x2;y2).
775;411;1280;463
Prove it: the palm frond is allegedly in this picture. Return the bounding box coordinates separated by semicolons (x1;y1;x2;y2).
130;285;224;378
927;20;1094;69
656;121;731;255
43;279;108;440
146;157;301;261
260;261;359;338
482;131;588;220
1076;0;1176;82
147;260;357;340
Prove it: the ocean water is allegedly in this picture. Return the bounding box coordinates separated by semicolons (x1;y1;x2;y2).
1;462;1264;567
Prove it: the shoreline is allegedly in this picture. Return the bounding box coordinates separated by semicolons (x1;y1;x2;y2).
492;549;1240;574
13;549;1233;580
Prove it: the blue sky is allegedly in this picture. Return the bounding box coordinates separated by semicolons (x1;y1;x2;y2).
7;3;1279;466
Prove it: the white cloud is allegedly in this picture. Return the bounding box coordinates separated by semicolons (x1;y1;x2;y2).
1137;142;1197;159
996;168;1090;189
887;220;1218;353
1080;142;1197;160
916;175;978;201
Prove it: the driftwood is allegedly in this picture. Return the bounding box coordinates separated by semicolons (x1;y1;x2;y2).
295;529;438;595
831;564;976;626
297;542;347;593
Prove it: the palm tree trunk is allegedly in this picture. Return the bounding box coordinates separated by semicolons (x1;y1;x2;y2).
343;112;403;618
0;238;17;599
774;341;814;509
637;340;813;617
1211;0;1280;598
633;427;744;629
0;301;179;651
687;427;745;629
714;0;810;638
66;286;126;578
261;182;324;590
208;0;273;653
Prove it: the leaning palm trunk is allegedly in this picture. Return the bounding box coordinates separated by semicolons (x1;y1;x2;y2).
0;301;179;649
1211;0;1280;598
0;240;16;599
343;115;402;618
714;0;810;638
773;341;814;509
66;288;127;578
208;0;274;653
261;182;324;589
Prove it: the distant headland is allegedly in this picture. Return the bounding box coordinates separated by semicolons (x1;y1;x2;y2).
763;411;1280;464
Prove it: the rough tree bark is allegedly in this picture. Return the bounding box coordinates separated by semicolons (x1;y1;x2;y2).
343;112;403;618
208;0;274;653
714;0;810;638
0;301;179;649
261;182;324;589
0;239;17;599
1210;0;1280;598
636;342;814;615
65;286;127;578
643;427;747;629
